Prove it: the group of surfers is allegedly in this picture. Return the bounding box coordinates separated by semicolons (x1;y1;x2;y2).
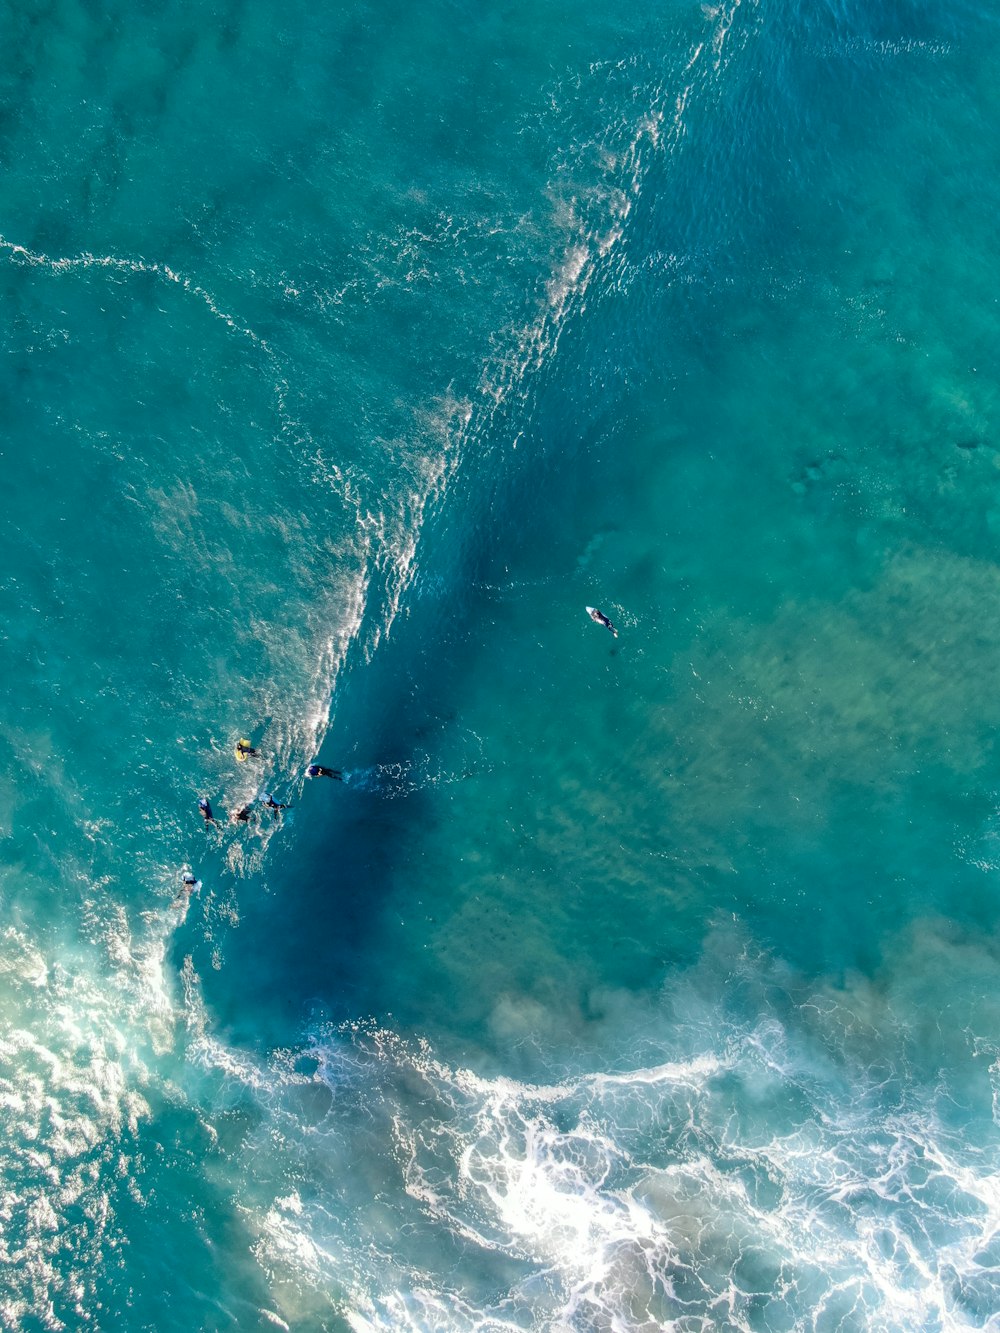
175;739;342;907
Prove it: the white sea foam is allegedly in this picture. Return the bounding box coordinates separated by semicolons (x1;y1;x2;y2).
199;909;1000;1333
0;923;169;1331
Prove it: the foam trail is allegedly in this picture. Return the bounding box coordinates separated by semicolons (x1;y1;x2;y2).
0;235;272;351
340;730;492;799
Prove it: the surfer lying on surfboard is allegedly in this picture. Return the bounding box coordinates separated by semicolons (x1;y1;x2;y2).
173;871;201;908
586;605;618;637
198;797;219;827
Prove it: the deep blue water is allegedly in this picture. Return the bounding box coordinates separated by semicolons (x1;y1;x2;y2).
3;0;1000;1327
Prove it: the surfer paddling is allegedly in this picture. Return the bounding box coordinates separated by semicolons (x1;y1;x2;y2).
198;797;219;828
586;606;618;637
173;871;201;909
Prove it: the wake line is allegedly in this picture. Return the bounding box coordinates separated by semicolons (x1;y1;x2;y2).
0;233;272;354
0;231;306;457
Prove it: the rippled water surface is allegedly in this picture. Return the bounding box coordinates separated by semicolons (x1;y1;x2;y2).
2;0;1000;1327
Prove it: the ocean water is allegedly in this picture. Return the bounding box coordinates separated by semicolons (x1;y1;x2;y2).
3;0;1000;1327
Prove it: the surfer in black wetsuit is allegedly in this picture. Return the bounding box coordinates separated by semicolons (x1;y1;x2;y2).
306;764;342;780
587;606;618;637
198;797;219;827
260;792;290;814
230;803;253;825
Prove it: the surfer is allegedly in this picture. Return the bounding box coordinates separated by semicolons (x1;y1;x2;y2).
235;738;259;761
198;797;219;827
173;871;201;908
587;606;618;637
260;792;290;814
230;803;253;825
306;764;342;780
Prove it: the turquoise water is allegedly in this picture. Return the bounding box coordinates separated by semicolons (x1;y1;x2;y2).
3;0;1000;1327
